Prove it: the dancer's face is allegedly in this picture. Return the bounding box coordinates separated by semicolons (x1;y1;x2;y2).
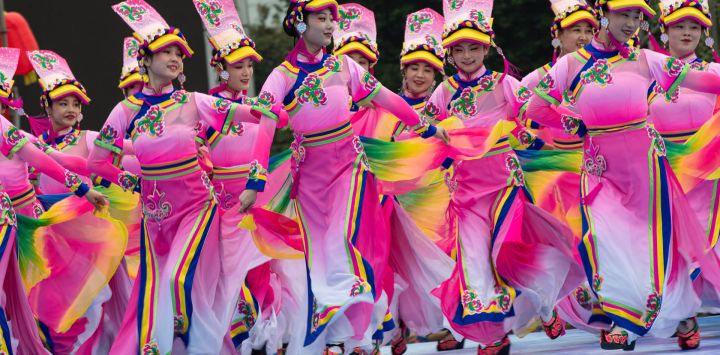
145;45;184;83
403;62;435;96
559;21;595;54
348;52;371;72
667;19;702;58
48;95;82;130
305;9;336;49
450;42;488;75
223;58;254;92
606;9;641;43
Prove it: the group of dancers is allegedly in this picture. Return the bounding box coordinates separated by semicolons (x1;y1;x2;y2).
1;0;720;354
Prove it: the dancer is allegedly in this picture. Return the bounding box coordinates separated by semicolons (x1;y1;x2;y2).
527;0;720;350
648;0;720;348
391;7;464;354
430;1;585;353
192;1;289;353
88;1;265;352
0;47;109;354
243;0;448;352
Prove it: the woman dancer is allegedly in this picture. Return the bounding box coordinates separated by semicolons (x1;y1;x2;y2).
192;1;291;353
527;0;720;350
89;1;265;352
648;0;720;348
430;1;585;353
0;47;108;353
242;0;448;353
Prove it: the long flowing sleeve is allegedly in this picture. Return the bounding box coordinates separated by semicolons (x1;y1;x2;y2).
89;103;140;192
345;57;435;138
0;117;90;196
244;69;287;192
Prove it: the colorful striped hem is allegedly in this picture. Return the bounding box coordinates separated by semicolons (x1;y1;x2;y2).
213;164;251;180
140;156;200;181
302;121;353;147
8;185;37;210
587;119;646;136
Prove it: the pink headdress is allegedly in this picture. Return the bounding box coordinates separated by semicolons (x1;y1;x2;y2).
119;36;144;89
28;50;90;109
113;0;194;61
442;0;516;81
333;3;379;63
401;8;445;72
193;0;262;67
0;47;23;110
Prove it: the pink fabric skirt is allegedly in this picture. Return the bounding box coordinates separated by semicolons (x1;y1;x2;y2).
109;165;226;354
577;126;720;337
290;126;389;349
433;146;584;346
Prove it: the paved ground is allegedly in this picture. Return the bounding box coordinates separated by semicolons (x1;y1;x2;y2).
381;316;720;354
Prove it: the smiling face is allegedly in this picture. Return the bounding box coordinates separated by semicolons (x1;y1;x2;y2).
222;58;254;92
347;52;371;71
667;19;702;58
48;95;82;131
403;61;435;96
304;9;336;50
606;9;641;43
559;21;595;54
145;45;184;84
450;41;489;75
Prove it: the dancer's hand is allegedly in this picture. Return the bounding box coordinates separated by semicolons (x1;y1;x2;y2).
238;189;257;213
85;190;108;210
434;126;450;144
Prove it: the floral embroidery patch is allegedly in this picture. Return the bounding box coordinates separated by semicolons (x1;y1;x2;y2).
584;140;607;178
99;125;119;145
136;106;166;138
0;191;16;226
63;171;83;192
296;73;328;107
213;98;232;114
451;87;478;119
144;183;172;226
664;57;685;77
581;59;613;87
349;277;371;297
3;126;24;148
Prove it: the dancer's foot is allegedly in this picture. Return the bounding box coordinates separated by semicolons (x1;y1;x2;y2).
437;330;465;351
391;331;407;355
542;309;566;340
677;317;700;351
324;344;345;355
477;335;510;355
250;348;267;355
276;343;289;355
600;328;636;351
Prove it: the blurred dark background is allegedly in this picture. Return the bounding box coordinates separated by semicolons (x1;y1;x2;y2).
5;0;719;153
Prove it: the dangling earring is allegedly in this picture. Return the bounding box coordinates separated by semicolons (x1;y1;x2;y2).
296;12;307;36
551;37;561;49
640;20;649;32
220;70;230;81
178;72;186;90
600;17;609;29
447;56;455;66
660;33;669;46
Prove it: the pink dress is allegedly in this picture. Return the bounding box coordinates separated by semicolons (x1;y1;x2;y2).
250;51;432;351
428;66;584;346
648;54;720;309
89;84;258;353
202;87;290;353
528;40;720;337
0;115;124;354
522;62;613;334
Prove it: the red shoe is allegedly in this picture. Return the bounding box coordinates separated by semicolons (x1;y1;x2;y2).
542;309;567;340
349;347;369;355
477;336;510;355
600;329;636;351
437;331;465;351
677;317;700;351
391;333;407;355
276;343;288;355
324;344;345;355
